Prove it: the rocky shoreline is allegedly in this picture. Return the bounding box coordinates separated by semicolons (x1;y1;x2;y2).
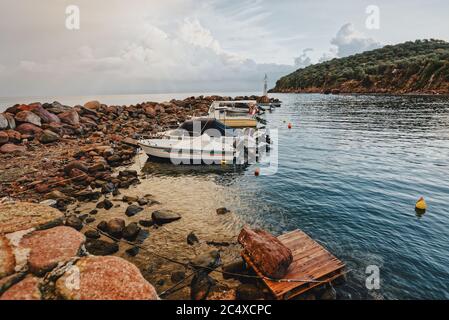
0;95;338;300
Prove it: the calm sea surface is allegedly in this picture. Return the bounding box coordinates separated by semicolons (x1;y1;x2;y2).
3;92;449;299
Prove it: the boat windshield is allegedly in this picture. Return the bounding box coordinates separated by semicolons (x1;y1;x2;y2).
176;119;234;137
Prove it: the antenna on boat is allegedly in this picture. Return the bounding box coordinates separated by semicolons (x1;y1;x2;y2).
263;73;268;96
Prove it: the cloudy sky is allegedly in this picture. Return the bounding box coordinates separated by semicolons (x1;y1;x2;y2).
0;0;448;97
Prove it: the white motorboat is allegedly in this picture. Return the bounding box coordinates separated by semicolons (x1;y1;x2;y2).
139;118;268;165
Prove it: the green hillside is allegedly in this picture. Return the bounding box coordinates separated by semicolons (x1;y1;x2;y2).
271;39;449;94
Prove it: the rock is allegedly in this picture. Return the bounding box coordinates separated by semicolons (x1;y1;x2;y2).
319;285;337;300
190;272;215;300
44;102;71;114
236;283;264;300
106;218;125;238
64;161;89;176
0;131;9;145
216;207;230;215
56;256;159;300
38;129;60;143
84;101;101;110
85;217;95;224
125;246;140;257
171;271;186;283
4;114;16;129
58;110;80;126
0;236;15;279
15;123;42;136
44;190;69;201
0;143;26;154
151;210;181;225
15;111;42;127
30;105;60;124
96;199;113;210
0;114;8;129
0;202;63;234
122;223;141;241
125;205;144;217
0;276;41;300
85;239;119;256
97;221;108;233
65;216;83;231
84;230;100;239
5;130;21;143
122;195;138;203
138;220;154;227
101;182;116;194
19;226;85;275
134;229;149;244
238;227;293;279
89;209;98;215
187;232;199;245
189;250;221;273
137;198;149;206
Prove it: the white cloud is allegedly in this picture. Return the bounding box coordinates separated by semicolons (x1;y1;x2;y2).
330;23;381;57
294;48;313;68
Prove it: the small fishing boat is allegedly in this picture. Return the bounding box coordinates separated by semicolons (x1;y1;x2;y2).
208;100;258;128
139;118;268;165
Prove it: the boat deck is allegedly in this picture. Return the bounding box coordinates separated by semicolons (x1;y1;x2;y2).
241;229;345;300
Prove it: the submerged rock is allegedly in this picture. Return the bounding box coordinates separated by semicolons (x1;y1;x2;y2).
125;205;144;217
190;272;215;300
65;216;83;231
189;250;221;273
122;223;141;241
85;239;119;256
187;232;199;245
106;218;125;238
84;230;100;239
236;283;264;300
216;207;230;215
151;210;181;225
55;256;159;300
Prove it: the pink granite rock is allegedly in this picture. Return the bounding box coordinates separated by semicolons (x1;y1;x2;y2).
15;111;42;127
56;256;159;300
19;226;85;275
0;236;15;279
0;275;41;300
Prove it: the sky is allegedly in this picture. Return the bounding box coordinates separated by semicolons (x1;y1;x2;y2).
0;0;448;97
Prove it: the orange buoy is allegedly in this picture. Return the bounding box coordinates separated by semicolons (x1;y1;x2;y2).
288;123;292;129
254;168;260;176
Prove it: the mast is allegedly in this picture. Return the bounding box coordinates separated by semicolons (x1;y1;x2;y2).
263;74;268;96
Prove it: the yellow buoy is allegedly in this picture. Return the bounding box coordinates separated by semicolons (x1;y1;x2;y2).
415;197;427;210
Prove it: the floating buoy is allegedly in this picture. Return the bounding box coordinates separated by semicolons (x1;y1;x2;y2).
254;168;260;176
288;123;292;129
415;197;427;215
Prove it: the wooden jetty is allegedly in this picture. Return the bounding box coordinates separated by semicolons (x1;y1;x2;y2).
241;229;345;300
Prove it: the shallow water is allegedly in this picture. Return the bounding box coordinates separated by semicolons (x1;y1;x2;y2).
130;93;449;299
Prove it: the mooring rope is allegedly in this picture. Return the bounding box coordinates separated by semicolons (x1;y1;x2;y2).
81;222;352;286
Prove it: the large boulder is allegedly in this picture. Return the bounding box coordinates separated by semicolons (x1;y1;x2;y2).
58;110;80;126
0;202;63;234
0;144;26;154
238;227;292;279
56;256;159;300
0;275;41;300
19;226;85;275
15;111;42;127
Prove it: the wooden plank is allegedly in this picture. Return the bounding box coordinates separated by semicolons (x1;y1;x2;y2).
241;229;345;300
